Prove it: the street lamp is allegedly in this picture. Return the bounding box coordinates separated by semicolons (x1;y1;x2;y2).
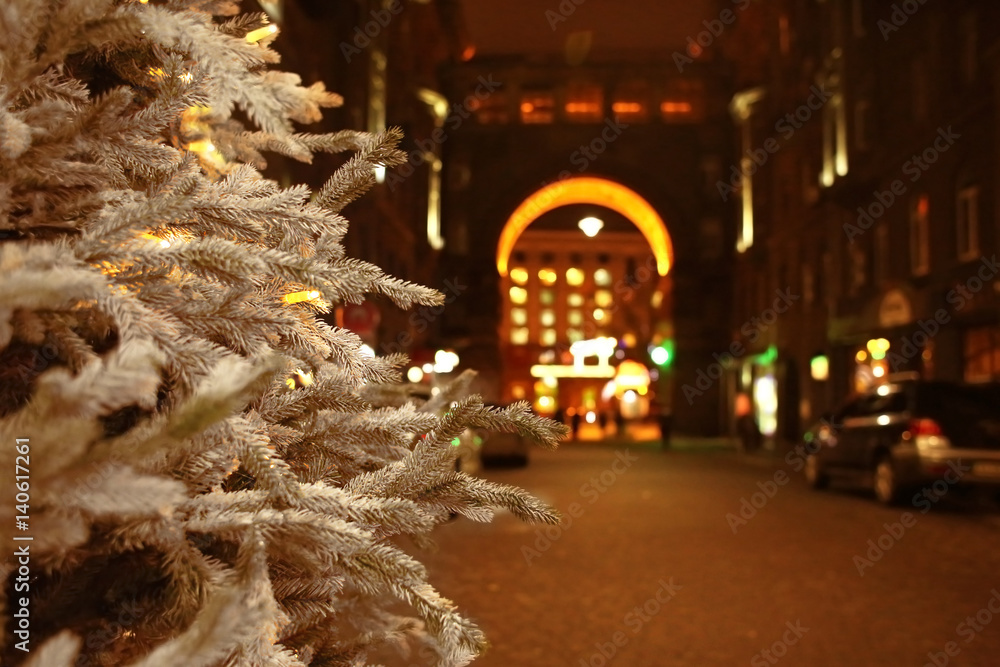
433;349;460;373
578;216;604;237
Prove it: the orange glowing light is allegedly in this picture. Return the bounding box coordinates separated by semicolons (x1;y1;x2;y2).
917;195;929;216
661;101;693;114
496;177;673;277
520;102;535;113
565;102;601;114
612;102;643;114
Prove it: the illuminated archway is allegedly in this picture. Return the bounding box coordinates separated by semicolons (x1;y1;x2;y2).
496;177;674;276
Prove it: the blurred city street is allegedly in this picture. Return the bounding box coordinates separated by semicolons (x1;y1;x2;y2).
415;441;1000;666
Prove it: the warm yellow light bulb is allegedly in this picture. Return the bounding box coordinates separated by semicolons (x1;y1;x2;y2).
246;24;278;44
283;290;321;304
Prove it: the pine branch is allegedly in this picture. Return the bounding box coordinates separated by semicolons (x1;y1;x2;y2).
0;2;569;664
314;129;407;214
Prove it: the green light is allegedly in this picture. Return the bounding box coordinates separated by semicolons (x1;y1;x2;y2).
650;340;674;368
761;345;778;365
651;346;669;366
451;437;461;447
871;350;886;361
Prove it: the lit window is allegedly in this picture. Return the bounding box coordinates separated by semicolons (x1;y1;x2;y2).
565;83;604;123
612;101;647;120
510;286;528;305
595;290;613;308
566;267;585;286
821;89;848;185
568;310;583;326
540;289;555;305
567;329;584;343
660;101;692;116
521;92;555;124
612;102;644;125
538;268;557;286
541;329;558;346
910;195;930;275
957;185;980;260
613;81;650;123
802;265;815;306
779;13;791;53
661;78;705;122
593;308;606;322
540;310;556;327
511;308;527;326
964;325;1000;382
594;268;611;286
510;267;529;285
511;328;529;345
568;293;585;307
474;88;509;124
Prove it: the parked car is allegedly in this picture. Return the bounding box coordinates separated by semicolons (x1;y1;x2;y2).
477;430;529;468
803;376;1000;504
400;389;525;471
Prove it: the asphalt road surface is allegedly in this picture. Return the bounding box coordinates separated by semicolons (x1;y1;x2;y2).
403;442;1000;667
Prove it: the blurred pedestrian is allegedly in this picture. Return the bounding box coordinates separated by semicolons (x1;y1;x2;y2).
734;392;761;453
651;397;672;448
569;408;581;441
736;412;762;453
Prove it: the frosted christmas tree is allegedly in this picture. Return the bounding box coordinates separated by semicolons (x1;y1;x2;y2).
0;1;563;665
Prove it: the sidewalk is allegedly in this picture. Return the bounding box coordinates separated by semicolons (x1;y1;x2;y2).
557;423;788;467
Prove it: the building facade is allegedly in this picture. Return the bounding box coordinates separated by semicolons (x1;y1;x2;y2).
255;0;470;355
436;57;735;433
726;0;1000;449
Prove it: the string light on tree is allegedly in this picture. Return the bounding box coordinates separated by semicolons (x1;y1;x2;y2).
0;1;565;664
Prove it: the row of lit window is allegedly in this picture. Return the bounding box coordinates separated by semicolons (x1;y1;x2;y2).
470;81;706;125
519;97;695;124
511;307;610;328
511;328;603;346
509;288;615;309
509;266;612;288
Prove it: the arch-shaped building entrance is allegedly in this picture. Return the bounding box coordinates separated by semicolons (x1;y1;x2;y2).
496;176;674;277
494;176;676;436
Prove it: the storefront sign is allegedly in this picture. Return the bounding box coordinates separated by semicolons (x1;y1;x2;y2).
878;289;912;328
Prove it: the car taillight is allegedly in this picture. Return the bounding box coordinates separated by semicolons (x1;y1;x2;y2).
909;418;943;436
907;418;950;449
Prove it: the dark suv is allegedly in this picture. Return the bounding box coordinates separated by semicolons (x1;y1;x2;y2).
804;377;1000;504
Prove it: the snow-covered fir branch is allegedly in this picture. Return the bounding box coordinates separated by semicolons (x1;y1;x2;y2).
0;1;566;665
